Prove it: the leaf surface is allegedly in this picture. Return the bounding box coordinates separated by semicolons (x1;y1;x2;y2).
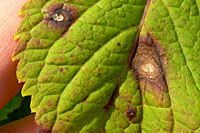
13;0;146;132
140;0;200;132
12;0;200;132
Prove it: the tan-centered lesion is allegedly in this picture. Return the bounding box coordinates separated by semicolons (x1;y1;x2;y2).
132;35;164;85
132;34;172;109
132;35;165;88
132;35;174;131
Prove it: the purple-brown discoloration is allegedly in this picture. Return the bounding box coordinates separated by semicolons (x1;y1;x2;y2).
117;42;121;46
59;68;63;72
36;125;52;133
13;35;30;57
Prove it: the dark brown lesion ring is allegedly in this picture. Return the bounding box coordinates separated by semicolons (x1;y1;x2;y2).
44;4;77;28
48;8;74;28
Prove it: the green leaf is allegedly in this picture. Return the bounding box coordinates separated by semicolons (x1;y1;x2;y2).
0;92;31;126
12;0;200;132
138;0;200;132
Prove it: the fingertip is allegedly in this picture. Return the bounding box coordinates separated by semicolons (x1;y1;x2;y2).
0;0;27;109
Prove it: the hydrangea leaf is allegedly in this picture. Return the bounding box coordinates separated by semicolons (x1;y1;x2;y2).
13;0;146;132
12;0;200;132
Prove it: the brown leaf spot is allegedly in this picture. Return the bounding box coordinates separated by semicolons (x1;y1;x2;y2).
48;102;53;107
59;56;64;61
82;96;88;102
117;42;121;46
132;34;165;88
126;108;137;122
44;4;77;28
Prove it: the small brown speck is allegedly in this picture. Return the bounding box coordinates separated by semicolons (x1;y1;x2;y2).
117;42;121;46
59;56;64;61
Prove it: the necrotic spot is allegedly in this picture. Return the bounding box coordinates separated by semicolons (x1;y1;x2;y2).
48;8;74;28
126;108;137;121
132;35;163;82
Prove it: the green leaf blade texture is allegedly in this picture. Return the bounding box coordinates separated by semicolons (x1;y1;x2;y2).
13;0;146;132
104;70;142;132
0;93;22;122
140;0;200;132
0;93;31;126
